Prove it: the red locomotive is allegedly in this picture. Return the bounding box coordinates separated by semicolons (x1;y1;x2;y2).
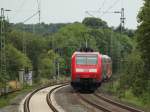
71;51;112;91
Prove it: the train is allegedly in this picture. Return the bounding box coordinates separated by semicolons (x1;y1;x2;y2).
71;50;112;91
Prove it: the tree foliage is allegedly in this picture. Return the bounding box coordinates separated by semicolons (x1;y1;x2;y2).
11;23;67;36
136;0;150;93
117;0;150;102
82;17;108;29
51;23;98;56
38;50;65;79
114;25;135;38
0;44;32;80
120;51;145;95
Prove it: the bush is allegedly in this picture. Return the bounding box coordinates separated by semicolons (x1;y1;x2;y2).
120;50;149;96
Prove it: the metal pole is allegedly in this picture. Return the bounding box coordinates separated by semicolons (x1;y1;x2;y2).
22;26;26;86
52;36;56;80
0;8;7;95
119;8;125;73
57;62;60;79
22;28;27;55
37;0;41;24
86;40;88;48
114;8;125;73
120;8;125;34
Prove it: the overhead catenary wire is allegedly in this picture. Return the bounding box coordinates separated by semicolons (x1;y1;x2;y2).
21;0;41;83
22;11;39;23
85;0;107;18
15;0;27;14
98;0;107;12
85;11;96;17
86;0;120;18
21;0;41;53
10;0;40;24
11;0;27;20
101;0;121;17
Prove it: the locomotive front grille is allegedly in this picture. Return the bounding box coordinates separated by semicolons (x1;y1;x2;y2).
76;73;97;79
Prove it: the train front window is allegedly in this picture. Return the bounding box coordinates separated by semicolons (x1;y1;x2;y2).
76;55;97;65
76;56;86;64
87;56;97;65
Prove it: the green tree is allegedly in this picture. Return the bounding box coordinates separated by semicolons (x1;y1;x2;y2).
38;50;65;79
120;51;145;96
82;17;108;29
7;30;49;80
0;44;32;80
51;23;98;54
137;0;150;93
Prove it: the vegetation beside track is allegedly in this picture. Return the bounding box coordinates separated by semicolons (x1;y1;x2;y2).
99;1;150;110
0;85;33;108
0;77;68;108
101;1;150;111
100;80;150;112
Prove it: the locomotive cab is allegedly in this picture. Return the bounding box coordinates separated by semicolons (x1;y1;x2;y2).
71;52;103;90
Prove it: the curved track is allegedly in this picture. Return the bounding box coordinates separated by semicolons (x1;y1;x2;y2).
23;83;144;112
24;82;68;112
46;84;68;112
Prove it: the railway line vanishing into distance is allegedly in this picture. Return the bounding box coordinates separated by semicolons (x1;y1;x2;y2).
23;82;144;112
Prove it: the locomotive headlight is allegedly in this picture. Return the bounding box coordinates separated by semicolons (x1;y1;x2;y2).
76;68;84;72
89;69;97;72
76;68;97;72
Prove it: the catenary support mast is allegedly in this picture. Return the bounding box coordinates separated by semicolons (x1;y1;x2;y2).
0;8;6;81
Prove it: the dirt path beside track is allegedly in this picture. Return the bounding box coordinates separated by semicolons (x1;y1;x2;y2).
0;92;29;112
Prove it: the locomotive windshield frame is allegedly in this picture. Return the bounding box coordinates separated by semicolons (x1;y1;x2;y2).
76;54;98;65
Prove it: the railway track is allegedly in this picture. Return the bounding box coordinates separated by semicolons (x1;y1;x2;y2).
94;93;144;112
24;82;68;112
77;93;112;112
23;83;144;112
46;84;68;112
77;92;144;112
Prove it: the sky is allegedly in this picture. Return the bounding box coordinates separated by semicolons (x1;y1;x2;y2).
0;0;143;29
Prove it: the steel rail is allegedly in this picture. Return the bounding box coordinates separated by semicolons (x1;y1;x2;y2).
24;81;69;112
77;93;112;112
24;85;48;112
46;84;68;112
94;93;144;112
